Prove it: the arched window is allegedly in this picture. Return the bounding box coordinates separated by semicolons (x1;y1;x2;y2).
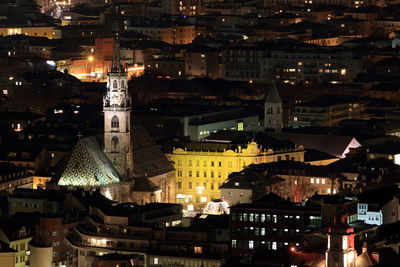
111;136;119;152
121;80;125;88
111;116;119;128
113;80;118;88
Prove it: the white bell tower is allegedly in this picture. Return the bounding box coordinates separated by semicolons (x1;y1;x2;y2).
103;36;133;180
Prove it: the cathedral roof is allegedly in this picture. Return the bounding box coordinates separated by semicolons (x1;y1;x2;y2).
133;125;175;177
132;176;160;192
265;82;282;104
57;136;121;187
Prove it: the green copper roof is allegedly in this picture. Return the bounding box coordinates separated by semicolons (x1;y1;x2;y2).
58;137;121;187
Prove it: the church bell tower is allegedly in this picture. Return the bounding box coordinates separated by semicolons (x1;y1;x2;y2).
103;36;133;180
326;214;357;267
264;82;283;133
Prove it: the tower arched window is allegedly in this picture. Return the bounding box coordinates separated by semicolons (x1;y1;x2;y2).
111;116;119;128
121;80;125;88
111;136;119;153
113;80;118;88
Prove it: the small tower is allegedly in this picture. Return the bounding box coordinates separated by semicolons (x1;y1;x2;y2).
326;214;357;267
103;36;133;180
264;82;282;133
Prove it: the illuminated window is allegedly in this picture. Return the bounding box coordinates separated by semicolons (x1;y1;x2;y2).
154;258;159;264
237;121;244;131
200;197;207;203
194;246;202;253
249;240;254;249
342;236;348;249
316;178;320;184
310;178;315;183
322;178;326;184
341;69;347;75
232;240;237;248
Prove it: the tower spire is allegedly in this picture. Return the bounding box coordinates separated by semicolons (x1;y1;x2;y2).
111;35;123;73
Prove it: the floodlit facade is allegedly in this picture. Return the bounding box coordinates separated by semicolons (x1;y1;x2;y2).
168;142;305;212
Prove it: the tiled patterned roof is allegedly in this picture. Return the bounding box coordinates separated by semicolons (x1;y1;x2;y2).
58;137;121;187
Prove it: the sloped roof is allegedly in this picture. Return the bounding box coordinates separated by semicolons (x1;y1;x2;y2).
356;251;379;267
220;173;254;189
132;176;160;192
133;125;174;177
267;132;360;157
57;136;121;187
265;83;281;104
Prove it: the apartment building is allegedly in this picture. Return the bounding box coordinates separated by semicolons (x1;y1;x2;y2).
289;96;365;128
0;25;62;39
261;46;364;83
128;23;195;45
185;45;220;79
220;44;269;82
220;161;343;206
230;193;322;263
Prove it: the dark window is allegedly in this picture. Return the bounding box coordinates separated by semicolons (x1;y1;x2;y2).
111;116;119;128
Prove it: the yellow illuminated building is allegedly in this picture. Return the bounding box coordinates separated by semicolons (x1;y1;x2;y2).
0;26;62;39
167;141;305;212
0;226;32;267
10;237;32;267
32;176;52;189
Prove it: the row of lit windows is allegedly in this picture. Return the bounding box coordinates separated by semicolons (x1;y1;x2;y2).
176;181;222;190
232;240;300;250
232;213;301;223
233;226;301;237
310;178;326;184
178;170;224;178
178;160;226;167
176;195;208;203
